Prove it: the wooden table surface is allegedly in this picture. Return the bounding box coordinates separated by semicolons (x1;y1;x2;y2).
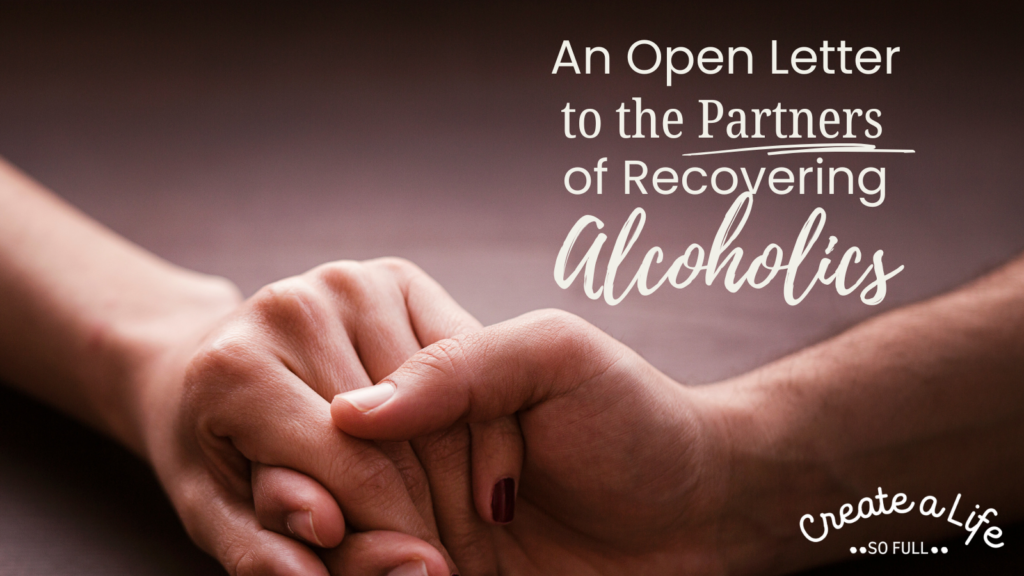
0;2;1021;574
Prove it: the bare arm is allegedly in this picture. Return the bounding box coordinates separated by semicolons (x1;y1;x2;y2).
0;157;507;576
0;157;240;454
331;253;1024;575
715;252;1024;571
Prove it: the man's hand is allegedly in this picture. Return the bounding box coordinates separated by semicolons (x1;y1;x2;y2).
331;309;737;576
332;253;1024;575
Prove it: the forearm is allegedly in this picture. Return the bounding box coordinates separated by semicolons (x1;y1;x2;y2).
707;254;1024;573
0;158;241;455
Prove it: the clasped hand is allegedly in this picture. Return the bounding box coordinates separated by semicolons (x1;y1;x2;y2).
143;258;730;576
141;259;533;576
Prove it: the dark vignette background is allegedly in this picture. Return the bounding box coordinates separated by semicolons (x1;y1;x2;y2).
0;1;1021;574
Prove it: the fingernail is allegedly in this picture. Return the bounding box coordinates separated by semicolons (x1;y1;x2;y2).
491;477;516;523
285;510;323;547
387;560;427;576
335;382;396;412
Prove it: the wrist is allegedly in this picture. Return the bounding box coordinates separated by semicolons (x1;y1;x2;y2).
695;363;844;576
92;269;242;459
688;362;823;569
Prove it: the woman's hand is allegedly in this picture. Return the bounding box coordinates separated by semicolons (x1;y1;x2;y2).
331;309;742;576
0;156;520;575
136;258;518;576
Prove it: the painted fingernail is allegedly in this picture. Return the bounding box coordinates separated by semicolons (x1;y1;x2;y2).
491;477;516;523
285;510;323;547
387;560;427;576
335;382;396;412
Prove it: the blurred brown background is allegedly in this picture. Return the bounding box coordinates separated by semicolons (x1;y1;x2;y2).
0;1;1021;574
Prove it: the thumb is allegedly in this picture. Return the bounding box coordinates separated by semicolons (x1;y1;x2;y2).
331;309;617;441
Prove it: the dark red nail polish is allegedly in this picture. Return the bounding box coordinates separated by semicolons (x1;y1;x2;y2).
491;477;516;523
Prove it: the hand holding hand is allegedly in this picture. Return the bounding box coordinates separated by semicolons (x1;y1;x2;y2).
139;259;519;576
332;310;743;576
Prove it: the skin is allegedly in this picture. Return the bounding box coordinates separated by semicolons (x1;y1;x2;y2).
0;156;522;576
3;151;1023;574
333;254;1024;575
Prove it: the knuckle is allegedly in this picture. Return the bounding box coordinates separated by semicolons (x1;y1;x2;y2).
383;445;432;505
371;256;420;276
530;307;584;333
314;260;372;300
229;531;288;576
250;278;325;334
410;335;471;380
190;332;257;377
415;428;470;475
180;329;284;445
474;416;523;448
340;449;402;507
182;331;259;407
528;309;625;386
527;308;591;358
229;545;258;576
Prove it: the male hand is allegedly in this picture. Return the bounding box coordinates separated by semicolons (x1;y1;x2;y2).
332;310;743;576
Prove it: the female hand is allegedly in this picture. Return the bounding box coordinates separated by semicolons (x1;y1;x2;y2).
138;258;521;576
0;157;522;575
